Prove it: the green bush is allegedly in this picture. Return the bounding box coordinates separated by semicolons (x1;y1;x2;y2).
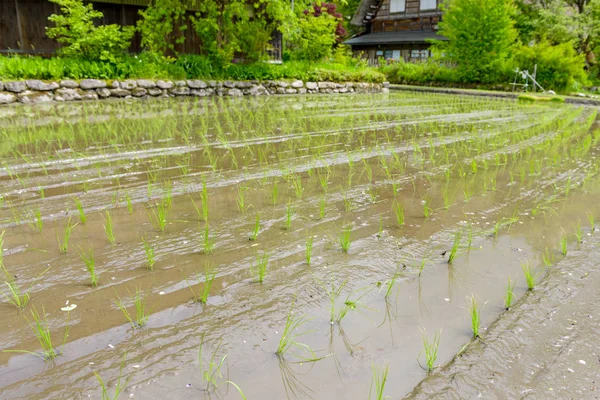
511;42;588;92
380;61;463;85
47;0;134;63
0;54;385;83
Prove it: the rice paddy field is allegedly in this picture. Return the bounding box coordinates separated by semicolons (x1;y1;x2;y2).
1;92;600;399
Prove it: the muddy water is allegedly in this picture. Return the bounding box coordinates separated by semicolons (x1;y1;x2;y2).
0;93;599;399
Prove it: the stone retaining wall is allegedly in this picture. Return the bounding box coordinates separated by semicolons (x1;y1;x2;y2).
0;79;387;105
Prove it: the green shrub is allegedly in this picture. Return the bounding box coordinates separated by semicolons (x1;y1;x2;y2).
512;42;588;92
0;54;385;83
380;61;462;85
47;0;134;63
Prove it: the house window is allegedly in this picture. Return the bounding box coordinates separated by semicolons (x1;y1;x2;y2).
411;50;421;59
390;0;405;13
392;50;401;60
420;0;437;10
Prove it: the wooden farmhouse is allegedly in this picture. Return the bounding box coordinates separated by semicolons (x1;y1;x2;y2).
345;0;445;63
0;0;283;60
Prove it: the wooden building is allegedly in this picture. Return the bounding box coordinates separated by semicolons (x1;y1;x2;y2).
344;0;445;63
0;0;282;60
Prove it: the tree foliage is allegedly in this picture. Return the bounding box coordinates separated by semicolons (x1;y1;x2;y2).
432;0;517;82
137;0;187;57
46;0;134;63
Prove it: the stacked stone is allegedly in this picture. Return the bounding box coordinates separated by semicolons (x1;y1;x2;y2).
0;78;384;105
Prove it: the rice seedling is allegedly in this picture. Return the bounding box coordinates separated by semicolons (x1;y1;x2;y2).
103;211;116;244
305;236;314;266
543;248;555;266
504;276;516;310
148;196;171;233
94;353;131;400
141;237;156;271
291;174;303;198
275;301;312;357
418;328;441;372
521;260;537;291
467;294;480;338
236;185;249;214
115;288;149;329
559;234;568;256
574;221;583;243
384;267;402;299
319;197;326;219
447;232;462;264
125;193;133;214
369;362;388;400
58;217;77;254
587;212;595;232
73;198;87;224
394;202;404;226
271;181;279;205
250;252;269;284
186;263;217;303
198;335;228;392
284;203;294;230
27;208;43;233
79;246;98;287
318;171;329;193
422;199;432;219
249;213;260;241
201;222;215;254
339;226;351;253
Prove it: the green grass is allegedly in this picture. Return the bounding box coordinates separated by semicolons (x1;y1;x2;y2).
305;236;314;266
339;226;351;253
115;288;149;329
103;211;116;244
419;328;441;372
250;252;269;284
504;276;516;310
79;246;98;287
467;294;480;338
369;362;388;400
141;237;156;271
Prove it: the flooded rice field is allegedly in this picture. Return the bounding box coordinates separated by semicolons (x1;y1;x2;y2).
0;92;599;399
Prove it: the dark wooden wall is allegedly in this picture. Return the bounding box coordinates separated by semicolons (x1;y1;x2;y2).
0;0;205;55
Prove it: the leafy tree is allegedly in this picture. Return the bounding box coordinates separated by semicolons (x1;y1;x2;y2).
46;0;134;62
137;0;187;57
432;0;517;82
192;0;294;64
291;5;340;61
